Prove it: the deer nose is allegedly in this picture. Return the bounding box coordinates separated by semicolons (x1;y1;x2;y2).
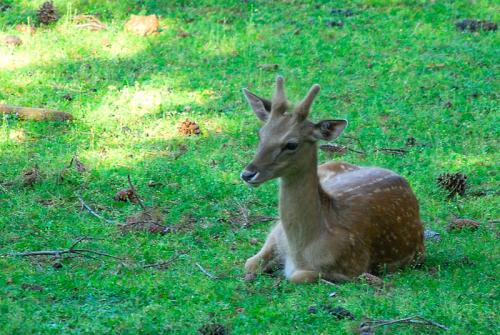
240;170;258;182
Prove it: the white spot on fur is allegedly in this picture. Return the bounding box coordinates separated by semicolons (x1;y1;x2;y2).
284;257;295;278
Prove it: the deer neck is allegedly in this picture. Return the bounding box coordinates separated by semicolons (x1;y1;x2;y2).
279;147;324;250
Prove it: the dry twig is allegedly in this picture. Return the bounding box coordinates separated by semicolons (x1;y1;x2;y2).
374;147;408;156
2;236;122;261
196;262;217;279
0;104;72;121
142;250;189;269
78;196;115;224
359;315;449;333
343;135;367;154
74;15;107;31
127;174;146;210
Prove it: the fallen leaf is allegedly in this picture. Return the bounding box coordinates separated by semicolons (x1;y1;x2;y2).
21;283;44;291
101;37;111;47
198;323;228;335
22;167;40;187
73;14;107;31
37;198;57;207
5;35;22;46
447;218;480;231
307;305;318;314
15;24;36;35
326;20;344;28
147;180;161;187
257;64;279;71
359;273;384;287
321;305;354;320
244;272;256;281
125;15;160;36
177;29;190;38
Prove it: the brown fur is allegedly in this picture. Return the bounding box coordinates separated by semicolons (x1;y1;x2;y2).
242;77;424;283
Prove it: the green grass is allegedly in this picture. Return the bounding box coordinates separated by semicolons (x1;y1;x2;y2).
0;1;499;334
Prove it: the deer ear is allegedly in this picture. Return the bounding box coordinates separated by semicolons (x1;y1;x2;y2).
312;119;347;141
243;88;272;122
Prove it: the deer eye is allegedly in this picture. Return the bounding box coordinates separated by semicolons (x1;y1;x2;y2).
284;142;299;151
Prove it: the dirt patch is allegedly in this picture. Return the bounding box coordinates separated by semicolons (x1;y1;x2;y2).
119;208;167;234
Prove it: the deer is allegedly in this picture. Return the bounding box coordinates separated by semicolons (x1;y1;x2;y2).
241;76;425;283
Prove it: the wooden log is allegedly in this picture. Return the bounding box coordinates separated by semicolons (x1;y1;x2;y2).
0;104;73;121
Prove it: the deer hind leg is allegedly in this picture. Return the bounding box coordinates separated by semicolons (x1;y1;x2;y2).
244;223;281;274
289;270;320;283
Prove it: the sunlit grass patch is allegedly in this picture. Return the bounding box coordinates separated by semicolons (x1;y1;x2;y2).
0;1;498;334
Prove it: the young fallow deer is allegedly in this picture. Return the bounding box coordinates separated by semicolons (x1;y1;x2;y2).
241;76;424;283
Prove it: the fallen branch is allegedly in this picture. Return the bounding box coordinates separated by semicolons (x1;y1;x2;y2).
74;15;107;31
0;104;73;121
235;200;250;228
2;236;123;261
142;250;189;269
359;315;449;333
196;262;217;279
127;174;147;210
343;135;367;154
78;196;115;224
320;278;336;286
375;147;408;156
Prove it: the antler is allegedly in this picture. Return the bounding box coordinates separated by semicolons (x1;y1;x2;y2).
271;76;287;116
296;84;320;120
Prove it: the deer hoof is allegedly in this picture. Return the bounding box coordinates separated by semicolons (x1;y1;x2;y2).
244;256;260;273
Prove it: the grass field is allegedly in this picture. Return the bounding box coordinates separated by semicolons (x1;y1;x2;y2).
0;1;499;334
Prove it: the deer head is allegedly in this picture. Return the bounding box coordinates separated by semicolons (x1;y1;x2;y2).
241;76;347;186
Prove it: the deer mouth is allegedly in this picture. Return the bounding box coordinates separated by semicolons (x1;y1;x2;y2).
240;170;263;187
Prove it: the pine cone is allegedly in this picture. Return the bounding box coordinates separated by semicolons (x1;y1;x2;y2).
37;1;58;25
436;172;467;197
177;119;201;136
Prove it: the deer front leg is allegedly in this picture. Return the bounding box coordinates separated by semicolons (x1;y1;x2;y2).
245;224;281;274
